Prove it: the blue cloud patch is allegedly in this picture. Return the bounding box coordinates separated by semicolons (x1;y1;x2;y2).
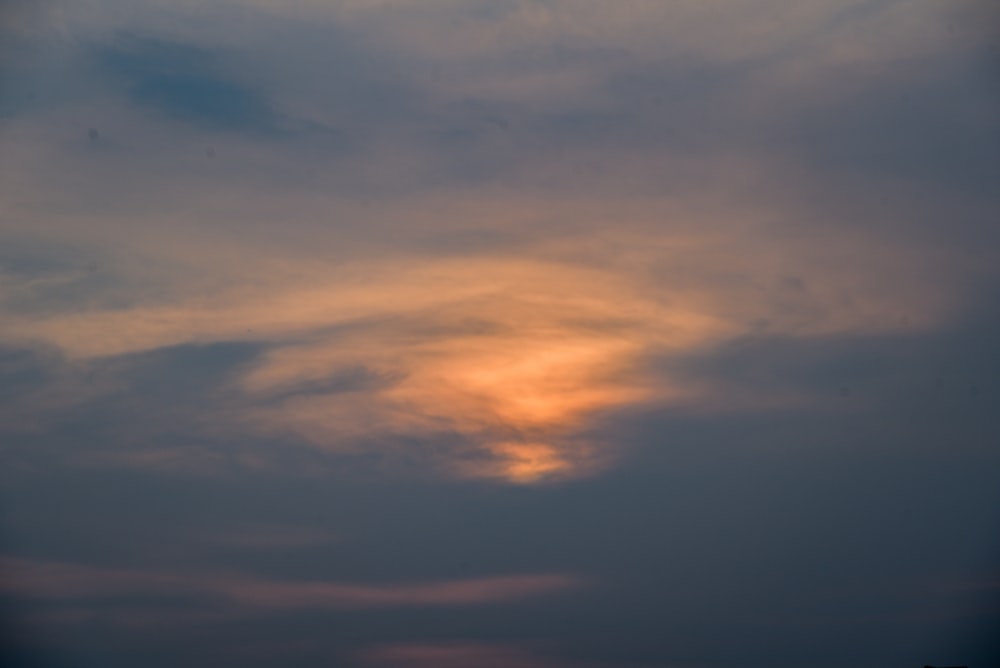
96;34;280;133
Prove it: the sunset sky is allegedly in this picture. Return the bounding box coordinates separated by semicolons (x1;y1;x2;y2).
1;1;999;666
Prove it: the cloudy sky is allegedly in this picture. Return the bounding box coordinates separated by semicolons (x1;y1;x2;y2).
1;1;999;666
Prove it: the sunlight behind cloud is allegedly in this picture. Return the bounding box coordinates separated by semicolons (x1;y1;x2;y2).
0;219;963;483
2;1;999;667
0;0;986;485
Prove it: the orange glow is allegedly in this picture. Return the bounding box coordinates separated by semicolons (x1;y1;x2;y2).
0;197;960;484
465;442;575;484
414;337;641;427
241;316;658;482
1;243;953;483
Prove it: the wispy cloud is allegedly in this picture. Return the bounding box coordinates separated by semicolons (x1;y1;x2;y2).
94;33;284;133
2;2;999;667
1;0;997;484
355;641;572;668
0;555;584;613
0;207;966;481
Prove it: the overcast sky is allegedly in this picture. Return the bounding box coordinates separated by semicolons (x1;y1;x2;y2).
1;1;999;667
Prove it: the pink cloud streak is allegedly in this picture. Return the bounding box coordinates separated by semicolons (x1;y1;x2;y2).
0;556;584;611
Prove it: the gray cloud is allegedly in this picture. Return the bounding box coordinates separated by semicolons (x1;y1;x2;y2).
2;1;999;667
94;33;284;134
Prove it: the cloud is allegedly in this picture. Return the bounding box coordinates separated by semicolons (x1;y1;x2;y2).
0;200;970;482
1;0;997;486
1;2;999;668
93;33;283;133
354;642;572;668
0;555;584;614
0;205;979;482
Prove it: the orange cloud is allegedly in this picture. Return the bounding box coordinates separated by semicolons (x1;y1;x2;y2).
226;255;727;482
0;205;961;483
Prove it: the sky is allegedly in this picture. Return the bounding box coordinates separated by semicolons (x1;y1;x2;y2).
1;0;999;666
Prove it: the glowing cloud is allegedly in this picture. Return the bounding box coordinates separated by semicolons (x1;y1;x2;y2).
0;0;982;485
0;226;960;483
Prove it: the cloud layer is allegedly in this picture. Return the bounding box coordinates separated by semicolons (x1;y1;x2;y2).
1;1;998;667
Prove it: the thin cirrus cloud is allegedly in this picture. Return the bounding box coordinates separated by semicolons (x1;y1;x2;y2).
0;555;583;612
354;642;574;668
